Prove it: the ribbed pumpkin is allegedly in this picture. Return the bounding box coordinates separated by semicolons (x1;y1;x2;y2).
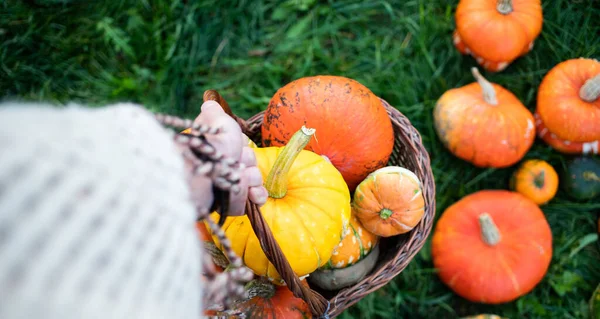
432;190;553;304
352;166;425;237
434;67;535;168
453;0;543;72
510;159;559;205
261;75;394;191
537;58;600;143
208;126;351;284
534;112;599;155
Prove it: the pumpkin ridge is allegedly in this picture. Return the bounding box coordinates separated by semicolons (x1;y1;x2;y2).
497;252;522;296
277;198;326;268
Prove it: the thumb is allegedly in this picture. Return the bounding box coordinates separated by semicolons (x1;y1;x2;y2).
198;100;227;123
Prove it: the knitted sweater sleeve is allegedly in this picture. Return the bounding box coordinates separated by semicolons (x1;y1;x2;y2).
0;102;202;319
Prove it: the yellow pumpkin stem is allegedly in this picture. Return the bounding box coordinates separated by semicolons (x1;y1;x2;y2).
579;73;600;102
265;125;316;199
478;213;501;246
471;67;499;106
496;0;513;14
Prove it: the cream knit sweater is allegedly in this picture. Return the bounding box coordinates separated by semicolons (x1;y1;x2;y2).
0;102;202;319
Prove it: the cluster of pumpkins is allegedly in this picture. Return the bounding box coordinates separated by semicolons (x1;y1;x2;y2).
192;76;427;317
431;0;600;317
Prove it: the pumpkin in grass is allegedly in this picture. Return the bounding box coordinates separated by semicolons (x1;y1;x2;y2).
434;67;535;168
431;190;552;304
261;75;394;191
537;58;600;143
453;0;543;72
534;112;599;155
352;166;425;237
510;159;559;205
208;126;351;285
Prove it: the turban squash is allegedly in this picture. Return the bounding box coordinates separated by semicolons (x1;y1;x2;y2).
431;190;552;304
453;0;543;72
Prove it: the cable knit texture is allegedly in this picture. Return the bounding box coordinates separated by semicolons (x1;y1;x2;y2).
0;102;202;319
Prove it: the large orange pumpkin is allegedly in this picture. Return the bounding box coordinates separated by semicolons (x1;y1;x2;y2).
537;58;600;143
453;0;543;72
431;190;553;304
534;112;599;155
433;67;535;168
261;75;394;191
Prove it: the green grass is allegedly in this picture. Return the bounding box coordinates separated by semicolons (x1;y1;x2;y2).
2;0;600;318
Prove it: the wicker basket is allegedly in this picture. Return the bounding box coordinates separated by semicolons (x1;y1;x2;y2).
204;90;436;318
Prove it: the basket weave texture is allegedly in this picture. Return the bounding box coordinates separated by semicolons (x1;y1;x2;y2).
207;91;436;318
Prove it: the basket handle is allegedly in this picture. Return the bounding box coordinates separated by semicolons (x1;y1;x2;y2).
203;90;330;317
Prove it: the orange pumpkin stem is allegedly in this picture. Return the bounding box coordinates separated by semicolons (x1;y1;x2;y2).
478;213;501;246
534;171;546;189
471;67;498;105
265;125;315;199
496;0;513;15
579;73;600;102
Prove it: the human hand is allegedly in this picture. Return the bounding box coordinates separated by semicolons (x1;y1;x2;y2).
181;100;268;217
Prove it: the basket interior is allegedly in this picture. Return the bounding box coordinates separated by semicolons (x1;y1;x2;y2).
243;107;435;307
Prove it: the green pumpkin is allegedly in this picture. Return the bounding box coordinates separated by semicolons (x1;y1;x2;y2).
561;156;600;200
591;283;600;319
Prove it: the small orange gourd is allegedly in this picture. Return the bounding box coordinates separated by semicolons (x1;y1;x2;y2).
434;67;535;168
510;159;559;205
453;0;543;72
352;166;425;237
537;58;600;143
432;190;553;304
